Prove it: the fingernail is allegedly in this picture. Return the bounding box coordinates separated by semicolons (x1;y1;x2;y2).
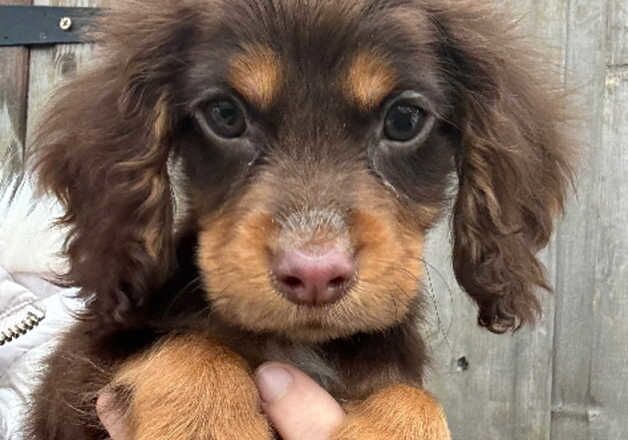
255;364;294;403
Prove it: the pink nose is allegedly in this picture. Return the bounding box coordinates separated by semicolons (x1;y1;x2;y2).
272;246;356;306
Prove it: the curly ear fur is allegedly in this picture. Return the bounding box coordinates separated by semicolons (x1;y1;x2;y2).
32;3;198;324
432;3;575;333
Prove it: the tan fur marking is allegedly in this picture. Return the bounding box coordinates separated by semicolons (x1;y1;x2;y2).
153;95;170;140
142;95;171;259
351;209;424;310
229;45;282;110
112;334;271;440
346;51;397;110
333;385;451;439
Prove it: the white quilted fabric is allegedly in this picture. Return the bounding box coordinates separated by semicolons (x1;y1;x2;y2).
0;179;81;440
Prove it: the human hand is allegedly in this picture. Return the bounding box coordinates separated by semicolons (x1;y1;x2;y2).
254;362;345;439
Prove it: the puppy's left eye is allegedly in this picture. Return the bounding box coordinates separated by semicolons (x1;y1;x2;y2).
203;98;246;139
384;103;426;142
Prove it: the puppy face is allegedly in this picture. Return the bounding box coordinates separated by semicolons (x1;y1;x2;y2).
35;0;572;338
165;3;454;342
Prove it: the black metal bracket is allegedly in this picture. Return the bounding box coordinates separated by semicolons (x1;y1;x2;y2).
0;5;101;47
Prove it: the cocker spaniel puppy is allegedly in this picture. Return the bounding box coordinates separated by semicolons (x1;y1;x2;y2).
26;0;574;438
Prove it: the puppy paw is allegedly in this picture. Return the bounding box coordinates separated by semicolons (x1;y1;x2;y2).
112;333;272;440
333;385;450;440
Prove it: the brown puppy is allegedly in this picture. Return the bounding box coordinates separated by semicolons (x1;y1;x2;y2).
26;0;574;439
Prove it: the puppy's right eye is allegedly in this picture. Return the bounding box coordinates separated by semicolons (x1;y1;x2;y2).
379;91;435;147
202;99;246;139
384;103;426;142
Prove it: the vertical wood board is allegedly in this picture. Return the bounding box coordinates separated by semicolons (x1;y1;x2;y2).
0;0;31;192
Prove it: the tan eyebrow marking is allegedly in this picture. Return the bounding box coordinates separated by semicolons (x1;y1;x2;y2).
345;50;397;111
229;45;282;110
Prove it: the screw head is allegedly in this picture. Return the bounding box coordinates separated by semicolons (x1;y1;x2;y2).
59;17;73;31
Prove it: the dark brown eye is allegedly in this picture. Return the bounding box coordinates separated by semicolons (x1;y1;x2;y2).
384;103;425;142
204;99;246;138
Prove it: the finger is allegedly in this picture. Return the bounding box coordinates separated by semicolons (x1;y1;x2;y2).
255;362;345;440
96;392;132;440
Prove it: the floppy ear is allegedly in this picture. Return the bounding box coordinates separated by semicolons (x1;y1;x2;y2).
432;4;575;332
33;5;197;324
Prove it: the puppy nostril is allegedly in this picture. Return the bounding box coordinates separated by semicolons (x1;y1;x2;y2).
328;276;347;289
281;276;305;290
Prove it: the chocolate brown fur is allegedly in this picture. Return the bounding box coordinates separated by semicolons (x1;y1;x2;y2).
25;1;573;438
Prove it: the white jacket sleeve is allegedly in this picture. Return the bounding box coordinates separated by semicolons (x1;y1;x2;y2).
0;268;82;440
0;178;82;440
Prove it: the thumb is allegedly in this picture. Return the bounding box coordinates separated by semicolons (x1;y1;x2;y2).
255;362;345;440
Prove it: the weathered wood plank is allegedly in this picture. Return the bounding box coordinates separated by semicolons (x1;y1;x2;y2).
574;4;628;436
0;0;31;192
423;2;568;439
550;0;620;439
608;0;628;66
26;0;101;145
585;64;628;440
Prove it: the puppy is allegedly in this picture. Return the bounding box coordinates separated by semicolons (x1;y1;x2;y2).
26;0;574;438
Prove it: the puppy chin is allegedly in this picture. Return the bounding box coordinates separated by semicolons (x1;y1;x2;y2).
278;324;356;344
221;310;357;344
234;308;404;344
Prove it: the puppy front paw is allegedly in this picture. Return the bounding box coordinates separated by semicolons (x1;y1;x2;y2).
112;334;272;440
333;385;450;440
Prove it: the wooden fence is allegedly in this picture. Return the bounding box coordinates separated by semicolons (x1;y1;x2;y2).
0;1;626;439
